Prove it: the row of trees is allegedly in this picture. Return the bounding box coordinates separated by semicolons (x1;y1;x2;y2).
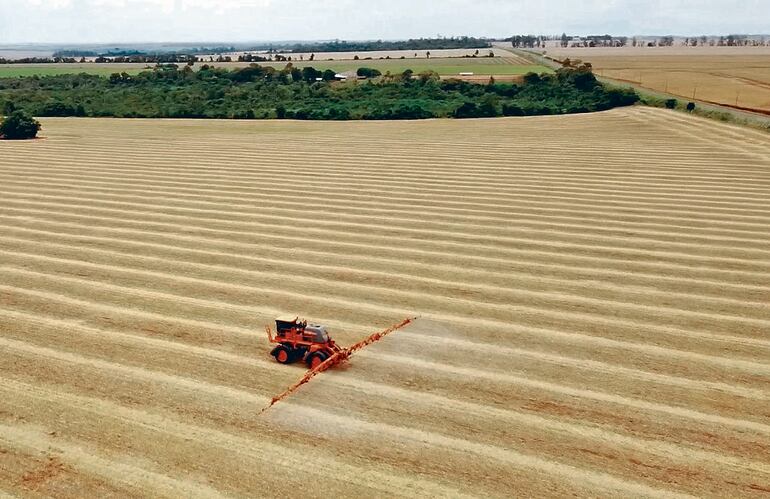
37;39;491;64
1;54;200;65
556;33;769;48
0;64;638;121
510;35;548;48
2;49;491;67
275;37;492;53
93;54;199;64
0;56;83;64
53;46;237;58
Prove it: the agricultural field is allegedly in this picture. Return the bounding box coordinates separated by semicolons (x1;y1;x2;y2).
545;46;770;113
0;108;769;497
256;55;541;77
0;64;146;78
0;49;55;60
0;54;543;79
204;47;497;62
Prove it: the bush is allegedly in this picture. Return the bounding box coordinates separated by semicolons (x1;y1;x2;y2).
664;98;677;109
522;72;542;85
686;102;696;112
601;88;640;108
0;110;41;140
453;102;480;118
357;67;382;79
40;101;77;116
502;103;525;116
363;102;432;120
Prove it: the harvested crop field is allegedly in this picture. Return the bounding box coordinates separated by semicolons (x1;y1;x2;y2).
0;107;769;497
545;46;770;113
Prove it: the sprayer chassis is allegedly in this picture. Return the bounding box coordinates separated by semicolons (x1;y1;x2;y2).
266;317;342;369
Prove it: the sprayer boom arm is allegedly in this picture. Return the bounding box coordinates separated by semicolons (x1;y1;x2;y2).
260;317;416;413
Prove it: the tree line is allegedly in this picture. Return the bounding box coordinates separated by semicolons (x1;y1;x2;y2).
277;37;492;53
0;64;638;121
34;38;491;64
554;33;769;48
52;46;238;58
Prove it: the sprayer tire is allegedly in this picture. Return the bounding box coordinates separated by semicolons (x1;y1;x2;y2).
274;346;293;364
307;352;328;369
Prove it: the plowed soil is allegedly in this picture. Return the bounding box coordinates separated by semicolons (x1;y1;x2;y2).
0;108;769;497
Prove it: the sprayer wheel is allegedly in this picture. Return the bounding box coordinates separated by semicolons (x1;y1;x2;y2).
307;352;329;369
274;346;292;364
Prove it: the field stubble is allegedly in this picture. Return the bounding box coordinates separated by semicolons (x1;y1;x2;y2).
0;107;769;497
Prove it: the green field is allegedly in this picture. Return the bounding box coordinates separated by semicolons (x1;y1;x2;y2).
0;57;549;78
0;65;145;77
259;57;549;75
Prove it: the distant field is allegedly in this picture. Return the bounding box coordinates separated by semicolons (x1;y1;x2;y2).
0;49;55;59
0;55;547;79
258;56;545;76
545;46;770;113
0;65;145;77
208;47;497;61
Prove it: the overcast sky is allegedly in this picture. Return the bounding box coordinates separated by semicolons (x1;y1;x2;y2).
0;0;768;45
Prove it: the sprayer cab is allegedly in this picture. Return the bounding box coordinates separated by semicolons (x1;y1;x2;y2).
266;316;342;369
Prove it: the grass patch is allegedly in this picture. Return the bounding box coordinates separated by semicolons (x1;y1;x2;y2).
0;66;144;77
259;59;550;76
0;58;548;78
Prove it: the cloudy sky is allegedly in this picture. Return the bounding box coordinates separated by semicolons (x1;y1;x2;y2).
0;0;767;44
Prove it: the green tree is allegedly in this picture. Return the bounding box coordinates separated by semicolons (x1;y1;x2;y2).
418;70;440;83
357;67;382;78
400;69;414;82
302;66;321;82
0;110;41;140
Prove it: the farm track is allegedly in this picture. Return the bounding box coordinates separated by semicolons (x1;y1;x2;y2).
0;107;769;497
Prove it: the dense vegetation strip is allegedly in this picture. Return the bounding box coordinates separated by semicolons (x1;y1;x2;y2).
41;37;493;60
0;64;638;120
271;37;492;53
